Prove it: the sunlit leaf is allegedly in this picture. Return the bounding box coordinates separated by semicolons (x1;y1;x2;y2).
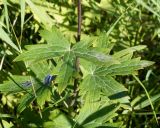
36;86;52;108
73;41;118;64
95;58;154;76
25;0;53;29
14;44;68;62
56;51;75;93
40;27;70;46
19;0;25;32
0;75;32;93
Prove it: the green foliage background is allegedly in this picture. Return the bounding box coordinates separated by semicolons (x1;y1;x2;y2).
0;0;160;128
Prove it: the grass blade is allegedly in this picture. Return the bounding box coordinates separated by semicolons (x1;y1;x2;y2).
133;75;158;125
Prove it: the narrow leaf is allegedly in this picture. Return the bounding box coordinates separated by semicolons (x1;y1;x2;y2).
19;0;25;32
0;27;19;52
2;0;10;32
17;93;35;113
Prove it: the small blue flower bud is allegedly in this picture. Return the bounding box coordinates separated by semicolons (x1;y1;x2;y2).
43;74;55;85
22;81;32;87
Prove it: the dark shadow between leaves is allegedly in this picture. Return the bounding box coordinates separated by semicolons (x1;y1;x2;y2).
81;103;119;126
108;91;128;100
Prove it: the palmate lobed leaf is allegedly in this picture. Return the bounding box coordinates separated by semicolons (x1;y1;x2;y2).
79;56;153;109
79;59;128;102
79;74;129;105
15;27;71;62
14;28;121;94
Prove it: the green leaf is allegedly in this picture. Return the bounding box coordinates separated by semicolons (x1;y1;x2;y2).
136;0;160;17
17;93;35;113
95;58;154;76
25;0;53;29
76;100;101;125
80;75;129;103
0;75;32;93
93;33;114;54
133;93;160;110
15;27;71;62
30;61;54;80
113;45;147;62
43;109;74;128
82;103;120;125
36;86;52;108
73;41;117;64
82;122;124;128
40;27;70;47
0;27;19;52
79;59;130;109
0;113;14;118
14;44;68;62
1;120;13;128
19;0;25;32
2;0;10;32
77;100;120;127
56;52;75;93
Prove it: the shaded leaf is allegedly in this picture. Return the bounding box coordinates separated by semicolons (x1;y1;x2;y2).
81;103;120;125
43;109;74;128
17;93;35;113
0;27;19;52
133;93;160;110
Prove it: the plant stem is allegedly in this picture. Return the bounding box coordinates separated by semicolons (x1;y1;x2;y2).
77;0;81;42
71;0;82;108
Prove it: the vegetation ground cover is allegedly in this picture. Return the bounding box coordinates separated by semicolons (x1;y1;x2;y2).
0;0;160;127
